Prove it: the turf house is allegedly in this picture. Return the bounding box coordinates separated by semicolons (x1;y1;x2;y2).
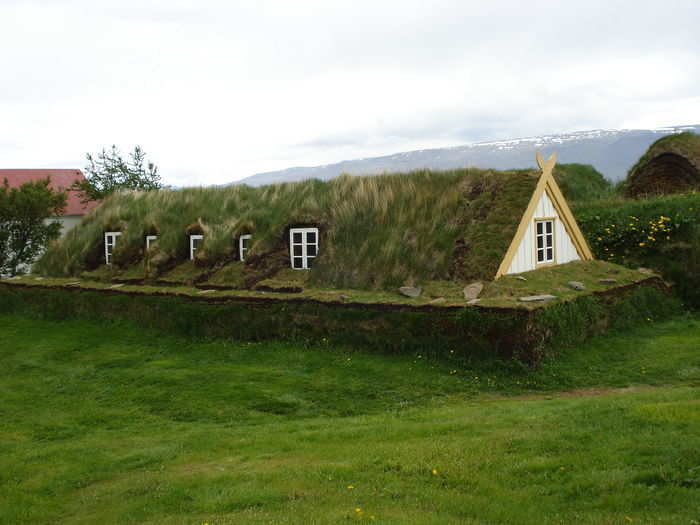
624;131;700;198
36;152;593;294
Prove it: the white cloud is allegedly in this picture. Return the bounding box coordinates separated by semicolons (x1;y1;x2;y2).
1;0;699;185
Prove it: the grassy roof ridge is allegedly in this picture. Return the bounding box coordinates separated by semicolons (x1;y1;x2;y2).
36;167;540;289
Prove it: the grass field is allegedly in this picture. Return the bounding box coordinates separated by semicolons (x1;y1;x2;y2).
1;314;699;524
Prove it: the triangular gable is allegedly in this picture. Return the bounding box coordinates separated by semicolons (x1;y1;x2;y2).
495;152;593;278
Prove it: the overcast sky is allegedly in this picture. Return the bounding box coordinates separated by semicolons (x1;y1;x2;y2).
2;1;699;186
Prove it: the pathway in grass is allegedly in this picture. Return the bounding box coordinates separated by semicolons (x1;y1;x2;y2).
1;315;699;524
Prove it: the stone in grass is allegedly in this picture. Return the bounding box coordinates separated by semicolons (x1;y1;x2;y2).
598;278;618;284
196;289;216;295
429;297;446;304
638;267;654;275
518;294;556;302
463;282;483;301
109;283;125;289
399;286;422;298
339;295;352;301
65;281;81;287
515;276;527;281
567;281;586;291
34;277;44;281
466;298;481;305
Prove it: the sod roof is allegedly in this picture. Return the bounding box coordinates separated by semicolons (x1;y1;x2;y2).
624;132;700;198
36;168;540;290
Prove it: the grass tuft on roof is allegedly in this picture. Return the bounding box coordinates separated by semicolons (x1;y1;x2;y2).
36;168;539;290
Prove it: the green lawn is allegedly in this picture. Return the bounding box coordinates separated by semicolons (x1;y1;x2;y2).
1;314;699;524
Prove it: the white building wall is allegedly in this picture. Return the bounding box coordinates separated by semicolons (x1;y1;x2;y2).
43;215;82;237
505;190;580;275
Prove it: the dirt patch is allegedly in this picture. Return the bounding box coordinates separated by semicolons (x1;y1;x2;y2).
481;385;659;403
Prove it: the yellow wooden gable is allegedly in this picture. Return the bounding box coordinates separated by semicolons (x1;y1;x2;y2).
495;152;593;279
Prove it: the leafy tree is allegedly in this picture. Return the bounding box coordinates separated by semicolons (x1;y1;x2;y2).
0;178;67;276
73;145;162;203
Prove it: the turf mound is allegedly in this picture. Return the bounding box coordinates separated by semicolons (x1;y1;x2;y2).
35;168;539;290
624;132;700;198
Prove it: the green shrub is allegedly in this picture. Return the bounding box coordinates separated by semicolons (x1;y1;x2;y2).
576;192;700;307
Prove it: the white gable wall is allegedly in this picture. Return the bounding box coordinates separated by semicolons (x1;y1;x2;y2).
505;190;580;275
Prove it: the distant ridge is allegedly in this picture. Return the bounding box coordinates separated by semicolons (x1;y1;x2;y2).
236;125;700;186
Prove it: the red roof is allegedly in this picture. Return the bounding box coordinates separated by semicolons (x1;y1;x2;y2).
0;169;99;216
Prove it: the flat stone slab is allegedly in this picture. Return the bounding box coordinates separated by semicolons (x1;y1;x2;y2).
109;284;125;289
196;289;216;295
64;281;81;287
429;297;446;304
399;286;422;298
567;281;585;291
466;298;481;305
33;277;44;281
515;276;527;281
638;267;654;275
518;294;557;302
463;282;483;301
598;278;618;284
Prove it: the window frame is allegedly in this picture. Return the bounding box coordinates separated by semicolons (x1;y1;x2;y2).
189;234;203;261
104;231;122;265
145;235;157;251
289;227;319;270
534;218;556;265
239;234;252;262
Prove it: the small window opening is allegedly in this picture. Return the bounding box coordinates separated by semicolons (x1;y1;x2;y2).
239;234;251;262
105;232;122;265
190;234;203;260
535;220;554;264
289;227;319;270
146;235;157;250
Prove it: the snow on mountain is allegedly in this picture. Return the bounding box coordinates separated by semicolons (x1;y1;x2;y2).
235;125;700;186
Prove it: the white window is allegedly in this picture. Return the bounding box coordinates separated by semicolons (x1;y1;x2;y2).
146;235;157;250
190;234;203;260
239;234;251;261
104;232;122;265
289;227;319;270
535;219;555;264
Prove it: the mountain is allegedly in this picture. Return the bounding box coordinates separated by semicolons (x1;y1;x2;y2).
237;125;700;186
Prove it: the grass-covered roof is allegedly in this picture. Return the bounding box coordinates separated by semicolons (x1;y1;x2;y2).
37;168;540;290
624;132;700;198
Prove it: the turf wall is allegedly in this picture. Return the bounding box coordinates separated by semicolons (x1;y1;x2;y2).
0;278;680;365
